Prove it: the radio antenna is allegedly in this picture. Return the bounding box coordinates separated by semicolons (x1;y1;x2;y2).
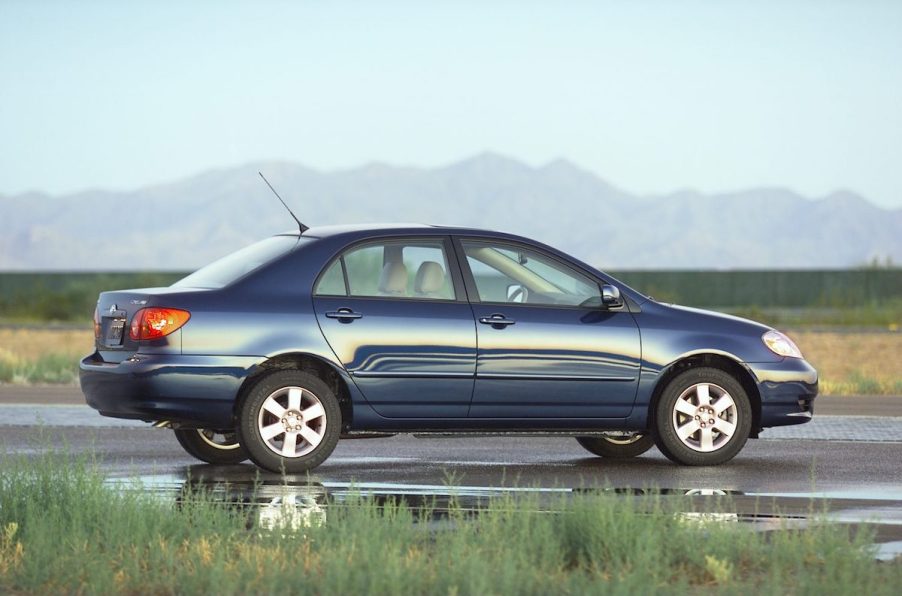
258;171;308;234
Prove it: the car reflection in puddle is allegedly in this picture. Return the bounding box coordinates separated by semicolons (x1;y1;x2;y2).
104;465;777;532
101;466;901;561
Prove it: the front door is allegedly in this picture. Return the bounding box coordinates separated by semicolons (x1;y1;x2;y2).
313;237;476;418
459;239;641;419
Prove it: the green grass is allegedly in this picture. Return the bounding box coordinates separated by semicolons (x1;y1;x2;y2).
0;352;80;384
1;453;899;594
728;299;902;329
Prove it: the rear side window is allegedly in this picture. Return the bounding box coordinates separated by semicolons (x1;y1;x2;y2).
315;260;347;296
314;239;456;300
173;236;301;289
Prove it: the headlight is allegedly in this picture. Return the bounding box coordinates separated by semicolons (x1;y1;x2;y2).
762;330;803;358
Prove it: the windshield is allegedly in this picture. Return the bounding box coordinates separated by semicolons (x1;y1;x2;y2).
173;236;302;289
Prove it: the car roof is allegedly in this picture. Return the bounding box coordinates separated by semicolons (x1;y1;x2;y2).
279;223;532;243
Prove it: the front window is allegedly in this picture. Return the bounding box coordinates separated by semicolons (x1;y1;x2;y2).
173;236;301;289
315;239;456;300
462;240;601;307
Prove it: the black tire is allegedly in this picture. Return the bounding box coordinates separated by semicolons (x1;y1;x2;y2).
653;367;752;466
237;370;342;474
173;428;249;465
576;434;655;458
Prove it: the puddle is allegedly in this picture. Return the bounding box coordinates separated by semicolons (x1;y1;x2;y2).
102;469;902;556
752;487;902;502
103;470;814;534
874;540;902;562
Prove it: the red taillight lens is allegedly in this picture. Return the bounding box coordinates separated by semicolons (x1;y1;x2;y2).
129;308;191;341
93;306;101;339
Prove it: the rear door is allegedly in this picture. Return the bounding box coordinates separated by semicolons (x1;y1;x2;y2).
312;236;477;418
457;238;641;419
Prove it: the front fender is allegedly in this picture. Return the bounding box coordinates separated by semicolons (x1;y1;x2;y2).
626;301;780;427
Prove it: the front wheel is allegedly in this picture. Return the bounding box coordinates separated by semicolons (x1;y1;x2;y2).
173;428;249;465
576;433;655;458
237;370;342;474
653;367;752;466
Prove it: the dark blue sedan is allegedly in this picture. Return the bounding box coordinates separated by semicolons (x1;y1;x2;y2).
80;224;818;472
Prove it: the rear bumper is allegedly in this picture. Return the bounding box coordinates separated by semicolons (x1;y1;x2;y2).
79;352;263;428
747;358;818;428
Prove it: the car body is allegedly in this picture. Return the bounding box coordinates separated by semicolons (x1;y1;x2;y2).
80;224;818;471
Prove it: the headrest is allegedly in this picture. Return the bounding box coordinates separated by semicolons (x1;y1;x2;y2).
414;261;446;295
378;261;408;295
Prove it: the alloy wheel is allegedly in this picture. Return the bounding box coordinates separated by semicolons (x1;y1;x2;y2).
256;386;327;458
670;382;737;453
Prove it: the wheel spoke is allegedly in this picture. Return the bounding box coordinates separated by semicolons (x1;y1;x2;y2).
260;422;284;441
281;432;297;456
695;384;711;407
699;428;714;451
302;402;325;421
713;395;734;415
299;425;323;448
262;398;286;418
713;418;736;437
676;420;700;440
674;399;697;417
287;388;302;411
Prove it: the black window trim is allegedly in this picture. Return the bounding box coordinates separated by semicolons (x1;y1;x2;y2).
312;235;468;304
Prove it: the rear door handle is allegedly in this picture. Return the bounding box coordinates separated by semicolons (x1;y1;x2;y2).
478;313;516;327
325;308;363;321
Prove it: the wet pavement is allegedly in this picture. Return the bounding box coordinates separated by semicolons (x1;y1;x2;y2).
2;393;902;559
2;425;900;494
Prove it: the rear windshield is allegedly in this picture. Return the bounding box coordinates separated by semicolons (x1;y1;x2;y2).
173;236;302;289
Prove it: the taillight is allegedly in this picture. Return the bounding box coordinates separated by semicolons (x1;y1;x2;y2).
93;306;101;339
129;308;191;341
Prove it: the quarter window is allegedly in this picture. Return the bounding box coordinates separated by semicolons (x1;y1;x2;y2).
462;240;601;307
315;239;456;300
315;260;347;296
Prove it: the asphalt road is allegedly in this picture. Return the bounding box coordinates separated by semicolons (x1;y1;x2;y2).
1;386;901;492
3;387;902;555
1;424;899;495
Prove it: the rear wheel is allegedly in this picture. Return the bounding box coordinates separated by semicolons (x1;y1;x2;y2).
237;370;342;474
576;433;655;458
173;428;248;465
653;367;752;466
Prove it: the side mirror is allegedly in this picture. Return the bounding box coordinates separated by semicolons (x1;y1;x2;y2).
601;284;623;308
506;283;527;303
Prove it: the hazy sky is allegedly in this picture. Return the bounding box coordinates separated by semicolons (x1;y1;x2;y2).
1;0;901;207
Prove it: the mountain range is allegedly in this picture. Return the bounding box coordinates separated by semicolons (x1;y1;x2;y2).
1;153;900;270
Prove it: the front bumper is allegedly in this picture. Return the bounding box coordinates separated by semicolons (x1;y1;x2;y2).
746;358;818;428
79;352;264;428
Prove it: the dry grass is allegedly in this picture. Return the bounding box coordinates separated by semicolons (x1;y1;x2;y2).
0;328;93;361
0;328;92;384
0;327;899;394
790;331;902;395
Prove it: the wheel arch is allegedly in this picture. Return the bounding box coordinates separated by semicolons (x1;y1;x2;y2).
647;352;762;438
233;352;353;431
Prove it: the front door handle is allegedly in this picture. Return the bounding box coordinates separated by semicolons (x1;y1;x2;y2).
478;313;516;328
325;308;363;321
